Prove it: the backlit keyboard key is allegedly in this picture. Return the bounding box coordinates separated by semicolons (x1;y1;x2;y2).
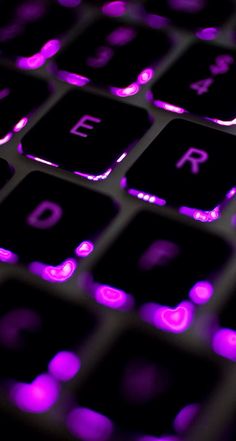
68;330;219;439
0;159;13;189
151;43;236;124
0;172;117;272
212;291;236;362
0;280;95;411
0;0;80;68
0;67;49;142
55;18;171;92
144;0;234;31
21;90;151;178
124;120;236;219
88;211;229;331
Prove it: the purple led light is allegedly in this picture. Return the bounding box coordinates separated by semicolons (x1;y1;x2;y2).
189;281;214;305
68;407;113;441
138;436;179;441
128;188;166;206
154;100;186;114
174;403;199;434
26;154;59;168
196;27;218;40
180;206;220;223
74;168;112;181
41;39;61;59
58;0;81;7
138;68;154;85
116;152;127;163
58;70;90;87
213;328;236;361
30;259;77;283
95;284;133;310
13;117;28;133
102;1;126;17
141;301;194;334
145;14;170;29
75;241;94;257
11;374;59;413
0;247;18;263
17;53;45;70
111;83;140;97
209;117;236;126
49;351;81;382
0;133;12;145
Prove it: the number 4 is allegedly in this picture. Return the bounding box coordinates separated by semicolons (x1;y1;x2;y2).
190;78;213;95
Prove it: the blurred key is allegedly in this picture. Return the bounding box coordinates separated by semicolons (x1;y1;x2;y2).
212;291;236;362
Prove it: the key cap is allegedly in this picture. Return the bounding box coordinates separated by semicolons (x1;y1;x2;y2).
21;90;151;178
151;43;236;124
212;290;236;362
0;172;117;269
55;18;171;91
0;0;80;68
0;280;95;414
0;67;49;142
144;0;234;31
124;120;236;217
0;159;13;189
68;330;219;439
88;211;230;331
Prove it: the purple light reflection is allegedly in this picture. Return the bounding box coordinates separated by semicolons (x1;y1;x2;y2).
174;403;199;434
68;407;113;441
49;351;81;381
0;247;18;263
213;328;236;361
102;1;127;17
196;27;218;40
58;70;90;87
75;241;94;257
30;259;77;283
95;284;133;310
189;281;214;305
141;301;194;333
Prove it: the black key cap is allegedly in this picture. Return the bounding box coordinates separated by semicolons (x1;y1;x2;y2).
124;120;236;219
0;280;95;413
0;67;49;141
144;0;234;31
151;43;236;124
212;291;236;362
88;212;229;332
68;330;219;439
0;159;13;189
0;172;117;273
0;0;80;68
55;18;171;91
21;90;151;178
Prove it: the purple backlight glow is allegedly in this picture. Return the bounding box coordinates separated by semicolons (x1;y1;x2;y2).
154;100;186;114
145;14;170;29
30;259;77;283
213;328;236;361
0;133;12;145
11;374;59;413
58;70;90;87
49;351;81;381
0;247;18;263
17;39;61;70
74;168;112;181
95;284;133;310
13;116;28;133
141;301;194;333
76;241;94;257
58;0;81;7
179;206;220;223
196;27;218;41
25;153;59;168
138;436;179;441
102;1;127;17
111;68;154;97
189;281;214;305
174;403;199;434
128;188;166;206
68;407;113;441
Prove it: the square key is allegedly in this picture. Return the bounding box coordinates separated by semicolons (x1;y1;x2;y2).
0;280;95;414
0;172;117;269
89;211;230;332
20;90;151;178
124;119;236;218
55;18;171;91
151;42;236;124
68;330;219;439
212;291;236;362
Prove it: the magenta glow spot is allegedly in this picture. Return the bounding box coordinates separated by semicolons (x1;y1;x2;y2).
41;39;61;59
17;53;45;70
102;1;126;17
154;100;186;114
138;436;179;441
58;0;81;6
145;14;170;29
49;351;80;381
30;259;77;283
116;152;127;163
14;117;28;133
75;241;94;257
179;206;220;223
107;27;136;46
189;281;214;305
26;154;59;168
95;285;132;310
174;403;199;434
213;328;236;361
138;68;154;85
111;83;140;97
128;188;166;206
74;168;112;181
0;247;18;263
68;407;113;441
0;133;12;145
209;117;236;126
196;27;218;40
11;374;59;413
58;70;90;87
142;301;194;334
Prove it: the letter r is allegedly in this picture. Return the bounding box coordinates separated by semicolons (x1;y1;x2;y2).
176;147;209;174
27;201;63;229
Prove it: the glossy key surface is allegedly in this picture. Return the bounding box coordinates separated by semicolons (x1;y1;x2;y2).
21;90;151;177
56;18;171;89
70;330;219;438
0;172;117;265
152;43;236;123
125;119;236;212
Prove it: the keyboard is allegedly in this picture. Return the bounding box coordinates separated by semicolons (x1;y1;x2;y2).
1;1;236;441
